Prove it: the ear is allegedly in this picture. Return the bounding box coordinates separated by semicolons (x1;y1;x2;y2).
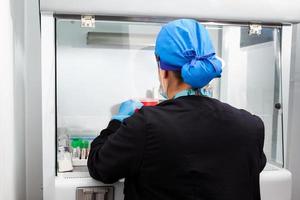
158;68;168;80
161;69;168;79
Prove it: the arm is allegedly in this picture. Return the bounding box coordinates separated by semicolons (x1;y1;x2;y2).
256;116;267;172
87;111;146;184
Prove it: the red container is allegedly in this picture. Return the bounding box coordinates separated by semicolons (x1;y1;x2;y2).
140;99;159;106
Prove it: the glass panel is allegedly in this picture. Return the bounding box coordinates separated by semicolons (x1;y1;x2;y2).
55;19;283;176
56;19;163;176
56;20;161;132
218;26;283;167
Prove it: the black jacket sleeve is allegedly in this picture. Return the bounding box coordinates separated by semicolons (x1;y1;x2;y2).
256;116;267;172
87;111;146;184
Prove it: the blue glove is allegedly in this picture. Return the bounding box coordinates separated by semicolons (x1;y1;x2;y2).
112;100;143;122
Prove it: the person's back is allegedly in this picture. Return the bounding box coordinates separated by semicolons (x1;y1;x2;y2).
132;95;266;200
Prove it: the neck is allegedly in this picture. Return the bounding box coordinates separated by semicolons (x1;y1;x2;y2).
167;83;191;99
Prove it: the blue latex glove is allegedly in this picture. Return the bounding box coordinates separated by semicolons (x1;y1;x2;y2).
112;100;143;122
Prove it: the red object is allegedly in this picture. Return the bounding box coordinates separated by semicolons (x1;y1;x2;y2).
141;99;159;107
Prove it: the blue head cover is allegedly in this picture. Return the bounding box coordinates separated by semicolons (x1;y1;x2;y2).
155;19;223;88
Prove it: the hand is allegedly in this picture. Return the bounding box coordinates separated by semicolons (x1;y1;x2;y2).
112;100;143;122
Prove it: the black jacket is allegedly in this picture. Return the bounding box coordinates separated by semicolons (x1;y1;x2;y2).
88;95;266;200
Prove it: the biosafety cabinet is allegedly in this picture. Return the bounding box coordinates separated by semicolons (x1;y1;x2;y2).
40;1;300;200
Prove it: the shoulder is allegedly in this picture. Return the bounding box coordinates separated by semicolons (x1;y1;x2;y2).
206;98;265;130
121;108;148;131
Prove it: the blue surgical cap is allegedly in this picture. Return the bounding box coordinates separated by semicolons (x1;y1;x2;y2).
155;19;222;88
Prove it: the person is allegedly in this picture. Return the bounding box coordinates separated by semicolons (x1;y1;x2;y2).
88;19;266;200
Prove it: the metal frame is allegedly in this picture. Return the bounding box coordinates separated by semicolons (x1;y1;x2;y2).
41;12;294;199
54;14;287;28
270;24;293;168
41;12;56;200
271;27;283;166
280;25;293;168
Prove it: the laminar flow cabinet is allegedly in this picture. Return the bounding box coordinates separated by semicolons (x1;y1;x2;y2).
40;1;300;199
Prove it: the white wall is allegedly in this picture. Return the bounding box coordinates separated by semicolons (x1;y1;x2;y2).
287;23;300;200
0;0;26;199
